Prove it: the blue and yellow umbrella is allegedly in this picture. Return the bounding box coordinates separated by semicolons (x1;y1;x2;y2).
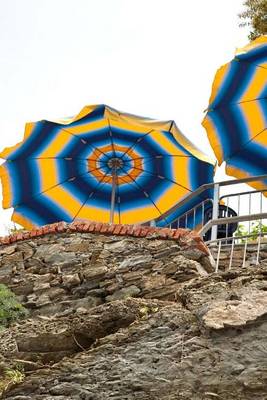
202;36;267;191
0;104;215;229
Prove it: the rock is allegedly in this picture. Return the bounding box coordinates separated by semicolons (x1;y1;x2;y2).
33;281;50;292
12;282;34;296
104;239;134;252
201;290;267;330
44;252;76;266
46;287;66;301
141;275;166;290
82;266;107;280
62;274;81;288
0;264;13;284
118;255;152;270
106;285;141;302
34;243;64;259
2;251;23;264
61;296;102;311
35;294;51;307
0;244;17;255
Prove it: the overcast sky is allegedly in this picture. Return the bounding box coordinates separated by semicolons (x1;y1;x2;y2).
0;0;249;233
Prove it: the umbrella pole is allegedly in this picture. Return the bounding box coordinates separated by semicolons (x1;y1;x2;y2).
110;165;117;224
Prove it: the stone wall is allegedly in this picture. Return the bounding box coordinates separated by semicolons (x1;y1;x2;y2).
0;221;213;316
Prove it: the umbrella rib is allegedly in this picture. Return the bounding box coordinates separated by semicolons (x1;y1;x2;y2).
60;126;110;160
107;119;116;158
118;129;154;159
127;165;193;194
235;58;267;71
122;154;192;163
225;127;267;163
168;120;175;132
207;96;267;112
13;166;105;209
119;165;166;221
72;172;110;222
22;157;114;163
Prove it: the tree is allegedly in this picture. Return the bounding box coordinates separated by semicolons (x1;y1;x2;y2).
239;0;267;40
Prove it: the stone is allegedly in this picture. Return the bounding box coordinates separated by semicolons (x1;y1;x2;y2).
2;251;23;264
34;243;64;259
118;254;152;270
17;242;35;260
0;244;17;255
104;239;134;252
106;285;141;302
141;275;166;290
0;264;13;284
201;290;267;330
61;296;102;310
35;294;51;308
82;266;108;280
12;282;34;296
65;242;90;253
62;274;81;288
33;281;51;292
47;287;66;301
44;252;76;266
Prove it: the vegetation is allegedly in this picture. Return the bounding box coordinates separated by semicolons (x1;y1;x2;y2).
239;0;267;39
235;221;267;241
0;366;25;396
0;284;28;328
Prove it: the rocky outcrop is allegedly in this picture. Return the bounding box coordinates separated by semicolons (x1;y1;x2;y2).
1;223;267;399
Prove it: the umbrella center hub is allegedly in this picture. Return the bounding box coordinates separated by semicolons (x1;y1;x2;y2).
107;157;123;170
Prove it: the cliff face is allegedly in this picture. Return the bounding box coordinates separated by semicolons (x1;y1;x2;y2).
0;223;267;400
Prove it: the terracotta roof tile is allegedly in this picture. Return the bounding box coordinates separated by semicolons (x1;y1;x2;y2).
0;221;209;255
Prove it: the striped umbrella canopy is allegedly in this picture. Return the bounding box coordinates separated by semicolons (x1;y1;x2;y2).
0;104;215;229
202;36;267;191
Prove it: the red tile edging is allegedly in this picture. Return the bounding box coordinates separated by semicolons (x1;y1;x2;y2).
0;221;209;255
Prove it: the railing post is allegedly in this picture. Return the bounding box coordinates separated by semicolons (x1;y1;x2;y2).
211;183;219;241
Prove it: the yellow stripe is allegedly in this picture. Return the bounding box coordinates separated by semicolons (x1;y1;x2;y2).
118;204;161;224
239;101;266;141
202;114;224;165
75;203;110;223
238;67;267;102
0;164;12;208
207;63;230;108
43;186;83;218
64;118;108;135
226;164;267;194
38;130;74;158
38;159;58;192
12;211;36;230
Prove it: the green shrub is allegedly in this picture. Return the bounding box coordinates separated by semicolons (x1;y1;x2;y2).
0;284;28;328
0;366;25;395
235;221;267;242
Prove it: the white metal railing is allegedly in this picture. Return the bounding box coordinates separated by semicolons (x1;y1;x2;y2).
156;174;267;238
155;175;267;270
207;232;267;272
